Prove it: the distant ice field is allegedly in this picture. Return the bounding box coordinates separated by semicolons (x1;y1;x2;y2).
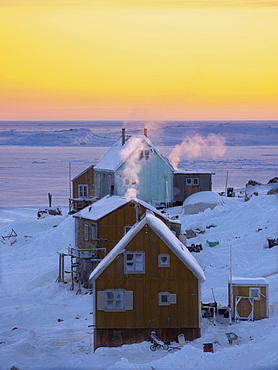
0;121;277;207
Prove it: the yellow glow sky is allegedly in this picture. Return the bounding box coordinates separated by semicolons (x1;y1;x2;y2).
0;1;277;120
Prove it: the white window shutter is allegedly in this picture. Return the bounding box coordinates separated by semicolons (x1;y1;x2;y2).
125;291;133;310
97;291;106;310
169;294;176;304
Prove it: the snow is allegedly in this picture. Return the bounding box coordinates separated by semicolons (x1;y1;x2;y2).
89;212;205;283
230;277;269;286
94;134;172;172
183;191;224;206
0;120;278;369
74;195;178;224
1;192;277;369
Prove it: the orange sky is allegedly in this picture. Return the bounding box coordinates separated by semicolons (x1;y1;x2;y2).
0;1;277;120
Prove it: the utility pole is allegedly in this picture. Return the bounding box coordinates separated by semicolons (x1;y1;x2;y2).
69;161;72;213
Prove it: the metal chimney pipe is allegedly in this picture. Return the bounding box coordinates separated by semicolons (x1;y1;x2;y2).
144;128;147;137
122;128;126;146
135;204;140;223
48;192;52;208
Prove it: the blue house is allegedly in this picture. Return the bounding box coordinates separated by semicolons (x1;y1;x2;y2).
94;128;173;206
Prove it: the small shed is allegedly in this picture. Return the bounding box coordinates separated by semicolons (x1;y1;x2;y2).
172;170;214;206
228;277;269;321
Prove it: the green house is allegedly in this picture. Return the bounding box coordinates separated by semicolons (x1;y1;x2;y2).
94;129;173;206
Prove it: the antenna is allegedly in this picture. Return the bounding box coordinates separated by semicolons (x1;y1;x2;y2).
225;171;229;195
229;243;233;322
69;161;72;213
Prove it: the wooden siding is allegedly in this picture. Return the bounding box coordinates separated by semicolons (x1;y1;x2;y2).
229;283;268;319
114;147;173;204
172;173;212;204
95;225;200;332
73;166;94;198
75;201;180;282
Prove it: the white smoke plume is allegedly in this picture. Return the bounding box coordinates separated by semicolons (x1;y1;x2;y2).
169;133;226;170
120;137;144;199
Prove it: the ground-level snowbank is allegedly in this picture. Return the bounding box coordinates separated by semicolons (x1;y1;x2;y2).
0;195;278;369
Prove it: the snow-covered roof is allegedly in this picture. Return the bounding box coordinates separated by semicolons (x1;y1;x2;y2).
94;135;173;171
89;212;205;283
230;277;269;286
174;169;214;175
73;195;179;223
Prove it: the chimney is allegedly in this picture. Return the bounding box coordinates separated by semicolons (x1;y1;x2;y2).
135;204;140;223
122;128;126;146
144;128;147;137
48;192;52;208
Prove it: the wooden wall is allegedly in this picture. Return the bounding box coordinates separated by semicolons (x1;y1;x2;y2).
94;225;200;348
73;166;94;198
75;201;181;282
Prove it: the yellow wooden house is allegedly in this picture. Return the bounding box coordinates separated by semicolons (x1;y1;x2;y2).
89;212;205;350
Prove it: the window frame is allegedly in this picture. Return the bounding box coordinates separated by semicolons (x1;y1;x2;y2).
158;292;176;306
97;289;133;312
78;184;88;198
186;178;192;186
144;149;150;160
105;289;124;310
249;287;261;300
138;149;150;160
193;178;200;186
158;254;170;267
124;225;132;235
124;251;145;274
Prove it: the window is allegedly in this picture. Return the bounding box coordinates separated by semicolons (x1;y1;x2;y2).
186;178;192;186
158;254;170;267
78;184;88;198
193;178;199;186
138;150;144;160
125;252;145;273
249;287;261;300
138;149;150;160
85;224;89;241
125;178;130;185
96;173;101;189
124;225;132;235
144;149;150;160
131;179;137;185
159;292;176;306
97;290;133;311
106;290;124;309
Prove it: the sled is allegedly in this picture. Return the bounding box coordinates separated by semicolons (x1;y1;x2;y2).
206;240;219;247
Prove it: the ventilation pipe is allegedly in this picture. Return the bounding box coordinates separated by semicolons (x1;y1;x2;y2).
135;204;140;223
48;192;52;208
144;128;148;137
122;128;126;146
